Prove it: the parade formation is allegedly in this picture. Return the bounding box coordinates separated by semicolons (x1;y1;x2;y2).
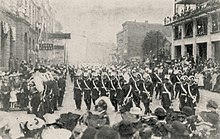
0;0;220;139
0;57;219;139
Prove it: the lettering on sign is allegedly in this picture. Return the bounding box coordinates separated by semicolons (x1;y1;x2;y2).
53;45;64;50
39;44;54;50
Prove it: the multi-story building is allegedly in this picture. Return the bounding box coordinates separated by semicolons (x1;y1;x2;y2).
0;0;18;70
117;21;171;63
164;0;220;63
0;0;62;70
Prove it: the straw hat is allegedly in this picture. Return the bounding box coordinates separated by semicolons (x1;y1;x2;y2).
41;128;72;139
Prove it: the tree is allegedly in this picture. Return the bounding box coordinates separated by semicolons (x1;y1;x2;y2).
142;31;169;62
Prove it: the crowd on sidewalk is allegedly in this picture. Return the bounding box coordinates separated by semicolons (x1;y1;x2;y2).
0;55;219;139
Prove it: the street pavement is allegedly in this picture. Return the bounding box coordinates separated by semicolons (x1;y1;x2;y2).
6;76;220;125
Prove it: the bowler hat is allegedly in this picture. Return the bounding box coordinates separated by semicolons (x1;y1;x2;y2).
154;107;166;117
118;120;135;137
165;121;189;136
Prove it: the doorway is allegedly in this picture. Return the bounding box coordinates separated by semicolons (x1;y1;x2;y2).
185;44;193;56
213;41;220;62
197;43;207;63
175;45;181;59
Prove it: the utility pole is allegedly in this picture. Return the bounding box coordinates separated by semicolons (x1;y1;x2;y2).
156;31;159;63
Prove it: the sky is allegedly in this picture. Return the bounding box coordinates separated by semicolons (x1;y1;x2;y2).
51;0;174;63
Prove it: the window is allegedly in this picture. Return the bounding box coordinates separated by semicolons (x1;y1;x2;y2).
174;25;182;40
212;13;220;32
196;17;208;35
184;21;193;38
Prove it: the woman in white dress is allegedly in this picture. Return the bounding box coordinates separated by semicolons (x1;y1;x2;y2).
10;87;17;108
195;71;204;88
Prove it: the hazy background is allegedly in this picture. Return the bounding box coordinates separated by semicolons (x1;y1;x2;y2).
51;0;174;64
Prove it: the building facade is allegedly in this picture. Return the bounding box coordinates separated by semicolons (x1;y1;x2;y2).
117;21;171;63
0;0;62;70
165;0;220;63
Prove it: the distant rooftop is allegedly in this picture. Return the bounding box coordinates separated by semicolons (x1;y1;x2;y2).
175;0;209;4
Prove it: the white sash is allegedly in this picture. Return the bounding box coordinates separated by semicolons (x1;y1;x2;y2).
154;73;162;82
176;76;181;82
163;83;171;100
76;79;82;91
123;85;132;105
101;79;107;92
134;80;140;92
117;80;122;90
143;82;150;97
188;84;197;103
84;80;90;90
93;80;99;91
180;84;188;95
110;80;116;90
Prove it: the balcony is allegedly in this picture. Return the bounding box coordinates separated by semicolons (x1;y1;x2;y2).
175;0;209;4
164;0;220;26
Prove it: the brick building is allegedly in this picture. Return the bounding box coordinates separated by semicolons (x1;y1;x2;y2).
164;0;220;63
116;21;171;63
0;0;62;70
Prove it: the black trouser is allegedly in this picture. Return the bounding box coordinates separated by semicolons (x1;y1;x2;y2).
58;90;65;107
143;100;151;114
84;97;91;110
111;98;118;111
53;95;58;110
75;99;82;110
92;98;97;105
133;91;141;108
179;95;187;111
174;84;181;99
155;84;162;99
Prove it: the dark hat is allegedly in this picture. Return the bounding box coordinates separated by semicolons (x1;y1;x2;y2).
206;100;218;109
139;127;152;139
81;127;97;139
154;107;166;117
165;121;189;136
181;106;194;117
95;100;107;111
118;120;135;137
94;126;120;139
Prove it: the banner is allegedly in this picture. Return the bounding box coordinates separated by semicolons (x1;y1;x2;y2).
48;33;71;39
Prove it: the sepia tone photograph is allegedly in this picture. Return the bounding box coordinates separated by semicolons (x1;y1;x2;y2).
0;0;220;138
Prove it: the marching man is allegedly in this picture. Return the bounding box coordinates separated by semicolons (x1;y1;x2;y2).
187;76;200;115
160;75;174;112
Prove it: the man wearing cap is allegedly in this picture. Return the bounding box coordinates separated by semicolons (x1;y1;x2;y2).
187;76;200;114
91;75;100;105
58;75;66;107
197;100;219;138
81;72;92;110
178;75;189;111
115;74;124;109
131;72;142;108
141;75;154;115
100;74;110;97
1;80;11;111
161;75;174;112
73;75;83;110
109;73;118;111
